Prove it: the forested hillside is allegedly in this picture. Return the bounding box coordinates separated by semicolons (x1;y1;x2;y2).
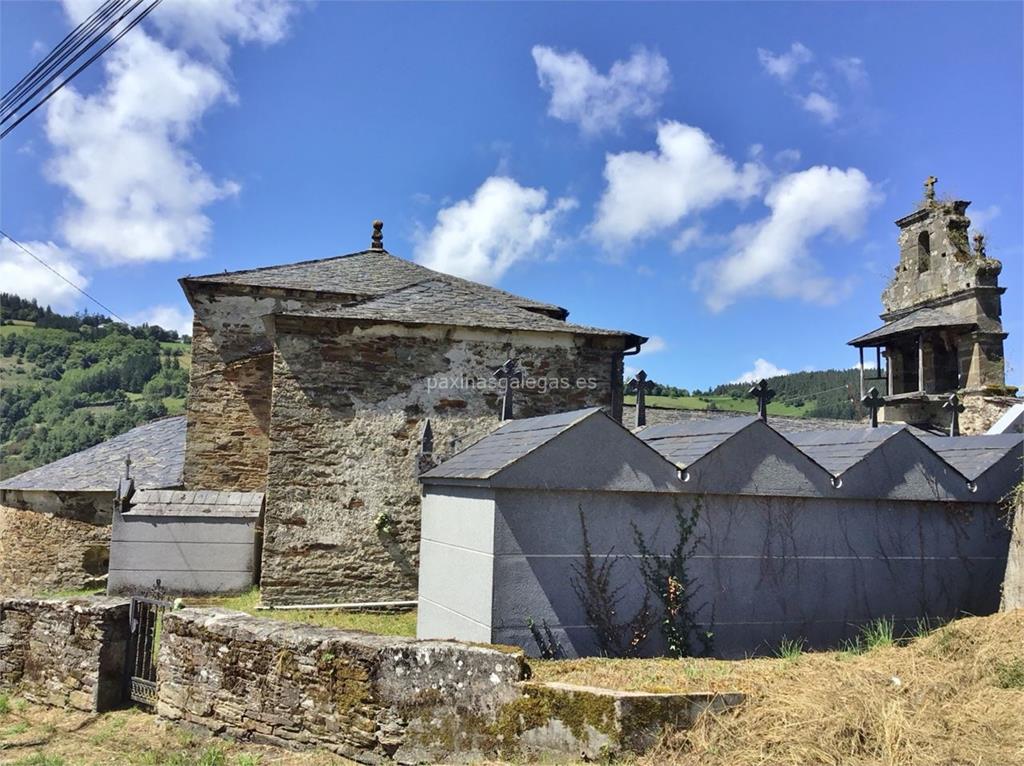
0;293;191;480
628;368;867;420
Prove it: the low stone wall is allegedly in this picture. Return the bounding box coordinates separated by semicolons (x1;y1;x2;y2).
157;608;737;763
157;607;527;763
0;597;130;712
0;491;112;596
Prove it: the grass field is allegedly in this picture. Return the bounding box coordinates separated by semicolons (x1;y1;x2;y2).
625;393;812;417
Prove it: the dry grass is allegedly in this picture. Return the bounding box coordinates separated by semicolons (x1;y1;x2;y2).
535;610;1024;766
0;703;351;765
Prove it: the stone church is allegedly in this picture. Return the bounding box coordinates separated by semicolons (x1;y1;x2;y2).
179;222;645;605
850;178;1016;433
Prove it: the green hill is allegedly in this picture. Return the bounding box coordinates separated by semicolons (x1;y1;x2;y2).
0;293;191;481
626;368;869;420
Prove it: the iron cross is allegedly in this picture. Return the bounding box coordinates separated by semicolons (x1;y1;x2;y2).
493;358;523;421
943;393;965;437
861;387;886;428
627;369;653;428
748;379;775;422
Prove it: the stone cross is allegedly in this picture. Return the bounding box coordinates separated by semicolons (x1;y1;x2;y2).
860;387;886;428
747;379;775;422
627;369;653;428
124;453;132;479
973;232;986;259
371;219;384;250
924;175;938;201
944;393;965;437
493;358;523;421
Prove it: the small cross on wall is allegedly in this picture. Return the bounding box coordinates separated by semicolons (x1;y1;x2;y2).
493;358;524;421
627;369;653;428
748;379;775;422
861;387;886;428
943;393;966;437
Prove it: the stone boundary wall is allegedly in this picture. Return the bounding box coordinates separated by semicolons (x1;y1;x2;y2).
157;607;527;763
0;597;130;712
158;608;738;763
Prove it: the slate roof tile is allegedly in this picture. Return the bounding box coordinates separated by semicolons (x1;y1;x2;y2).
0;417;185;492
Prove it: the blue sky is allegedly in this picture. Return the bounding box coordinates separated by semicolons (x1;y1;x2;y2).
2;1;1021;389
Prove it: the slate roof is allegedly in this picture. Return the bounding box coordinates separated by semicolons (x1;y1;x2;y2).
126;489;264;518
783;426;907;475
281;279;632;337
421;408;600;480
848;305;975;346
422;409;1023;500
184;249;569;319
636;416;756;467
919;434;1024;480
0;417;185;492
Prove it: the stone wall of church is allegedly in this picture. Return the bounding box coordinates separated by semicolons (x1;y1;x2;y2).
959;395;1023;436
0;491;112;597
260;316;625;605
184;320;273;492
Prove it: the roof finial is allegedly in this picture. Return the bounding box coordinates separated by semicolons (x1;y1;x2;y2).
371;219;384;250
973;231;986;258
924;175;938;202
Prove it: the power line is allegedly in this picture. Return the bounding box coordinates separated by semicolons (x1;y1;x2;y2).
0;0;163;140
0;229;128;323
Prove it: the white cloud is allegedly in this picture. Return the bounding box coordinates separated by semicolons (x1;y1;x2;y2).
414;176;577;284
531;45;670;134
801;92;839;124
698;166;878;311
43;1;292;265
127;304;194;337
731;358;791;384
672;224;705;254
833;56;868;89
774;148;802;168
592;121;767;247
637;336;667;356
851;360;879;371
0;239;87;311
969;204;1000;233
757;42;813;81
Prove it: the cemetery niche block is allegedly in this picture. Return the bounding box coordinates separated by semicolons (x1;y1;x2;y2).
107;489;264;595
418;409;1022;658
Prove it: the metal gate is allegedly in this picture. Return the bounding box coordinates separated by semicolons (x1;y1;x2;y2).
126;595;171;706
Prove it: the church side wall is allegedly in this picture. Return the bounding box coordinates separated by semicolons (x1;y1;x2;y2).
0;490;113;597
183;320;273;492
260;318;625;605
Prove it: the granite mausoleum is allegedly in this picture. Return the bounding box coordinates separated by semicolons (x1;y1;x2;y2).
850;177;1017;433
179;222;644;604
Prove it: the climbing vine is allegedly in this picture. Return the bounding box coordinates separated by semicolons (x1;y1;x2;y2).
570;507;653;658
632;496;714;657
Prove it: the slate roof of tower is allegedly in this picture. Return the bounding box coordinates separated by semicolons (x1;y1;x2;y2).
0;417;185;492
279;279;634;337
421;408;601;480
184;248;569;319
848;305;975;346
